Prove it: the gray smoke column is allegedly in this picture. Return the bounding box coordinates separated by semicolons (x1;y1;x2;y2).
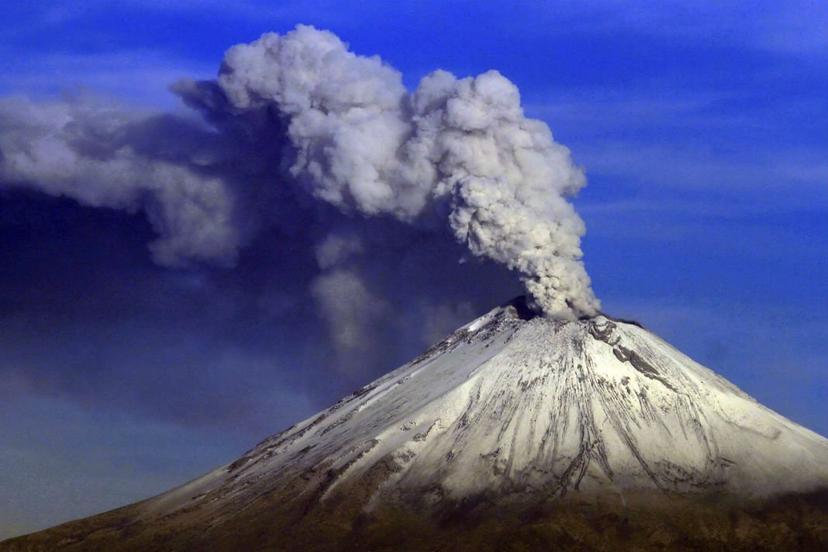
212;26;599;318
0;25;599;319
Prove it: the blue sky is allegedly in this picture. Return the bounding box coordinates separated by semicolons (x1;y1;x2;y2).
1;0;826;539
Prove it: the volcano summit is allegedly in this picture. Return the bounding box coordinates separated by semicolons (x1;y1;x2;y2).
4;299;828;551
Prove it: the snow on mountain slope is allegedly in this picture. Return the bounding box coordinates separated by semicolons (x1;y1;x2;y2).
146;298;828;519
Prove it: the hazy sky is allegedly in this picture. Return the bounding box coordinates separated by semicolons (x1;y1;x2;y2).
1;0;826;539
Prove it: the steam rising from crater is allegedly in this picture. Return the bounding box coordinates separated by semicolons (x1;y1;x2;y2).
0;25;599;319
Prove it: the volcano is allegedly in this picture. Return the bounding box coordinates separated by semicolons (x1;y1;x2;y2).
4;298;828;551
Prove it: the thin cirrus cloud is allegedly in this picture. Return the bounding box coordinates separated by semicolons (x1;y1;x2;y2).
0;50;213;107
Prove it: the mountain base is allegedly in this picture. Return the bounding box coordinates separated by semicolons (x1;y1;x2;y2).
4;487;827;551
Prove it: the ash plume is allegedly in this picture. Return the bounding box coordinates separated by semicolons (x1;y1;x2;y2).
0;25;598;319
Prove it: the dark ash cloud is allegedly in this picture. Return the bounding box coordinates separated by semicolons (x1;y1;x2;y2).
0;25;597;429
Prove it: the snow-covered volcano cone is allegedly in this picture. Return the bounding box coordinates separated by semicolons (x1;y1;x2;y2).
206;297;828;502
5;298;828;551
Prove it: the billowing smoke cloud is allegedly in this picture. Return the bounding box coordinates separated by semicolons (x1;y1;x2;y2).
0;98;241;267
0;24;598;320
